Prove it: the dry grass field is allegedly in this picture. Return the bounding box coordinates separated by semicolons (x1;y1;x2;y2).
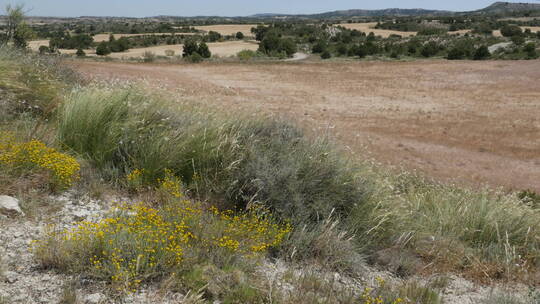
72;59;540;192
194;24;259;36
28;40;259;58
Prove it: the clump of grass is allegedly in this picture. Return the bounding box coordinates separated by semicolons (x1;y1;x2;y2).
351;170;540;281
33;176;290;294
278;210;364;273
0;46;79;120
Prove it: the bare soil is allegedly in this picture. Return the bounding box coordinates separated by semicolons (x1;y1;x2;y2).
72;59;540;192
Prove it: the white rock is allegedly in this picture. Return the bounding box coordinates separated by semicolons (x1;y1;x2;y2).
0;195;24;217
84;293;104;304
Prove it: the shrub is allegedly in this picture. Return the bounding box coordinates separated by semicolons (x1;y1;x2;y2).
500;25;523;37
321;50;331;59
236;32;244;40
75;48;85;57
237;49;257;61
0;132;80;190
33;182;290;293
186;52;203;63
420;41;440;57
198;42;211;58
38;45;50;54
511;35;525;46
183;39;199;57
447;47;465;60
142;51;155;62
473;45;490;60
95;42;111;56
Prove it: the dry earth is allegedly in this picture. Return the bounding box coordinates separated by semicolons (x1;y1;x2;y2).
29;40;259;58
194;24;258;36
72;59;540;192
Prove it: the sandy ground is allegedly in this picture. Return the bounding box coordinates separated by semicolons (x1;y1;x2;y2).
29;40;259;58
194;24;258;36
72;59;540;192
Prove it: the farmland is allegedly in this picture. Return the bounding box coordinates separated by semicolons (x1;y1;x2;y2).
73;59;540;192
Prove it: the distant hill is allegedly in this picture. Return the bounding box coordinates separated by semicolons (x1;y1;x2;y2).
249;2;540;19
475;1;540;14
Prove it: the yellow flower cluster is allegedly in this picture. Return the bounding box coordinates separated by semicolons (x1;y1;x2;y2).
35;199;290;293
126;168;144;182
361;278;405;304
157;169;183;198
0;132;80;189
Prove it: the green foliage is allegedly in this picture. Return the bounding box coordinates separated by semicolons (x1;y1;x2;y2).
186;52;203;63
420;41;440;57
49;34;94;50
236;49;258;61
473;45;491;60
76;48;85;57
321;50;331;59
235;31;244;40
198;42;211;58
258;32;297;58
183;39;199;57
511;35;525;45
500;25;523;37
95;41;111;56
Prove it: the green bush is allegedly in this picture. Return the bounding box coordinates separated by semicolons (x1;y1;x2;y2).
321;50;331;59
237;49;258;61
500;25;523;38
95;42;111;56
473;45;490;60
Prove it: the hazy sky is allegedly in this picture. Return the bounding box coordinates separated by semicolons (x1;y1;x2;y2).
0;0;537;17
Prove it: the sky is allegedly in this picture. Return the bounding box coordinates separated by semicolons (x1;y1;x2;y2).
0;0;537;17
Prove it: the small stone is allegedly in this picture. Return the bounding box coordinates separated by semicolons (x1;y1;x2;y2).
0;195;24;217
84;293;104;304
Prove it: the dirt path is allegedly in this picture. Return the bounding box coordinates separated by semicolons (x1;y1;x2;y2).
72;60;540;192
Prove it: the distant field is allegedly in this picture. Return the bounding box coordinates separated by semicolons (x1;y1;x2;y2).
194;24;258;36
74;60;540;192
102;41;259;58
28;39;259;58
91;32;197;42
338;22;417;37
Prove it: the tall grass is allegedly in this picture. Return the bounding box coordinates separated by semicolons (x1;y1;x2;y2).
57;86;367;223
351;170;540;280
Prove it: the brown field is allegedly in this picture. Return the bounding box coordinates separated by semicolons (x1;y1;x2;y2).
91;33;197;42
72;59;540;192
29;40;258;58
194;24;258;36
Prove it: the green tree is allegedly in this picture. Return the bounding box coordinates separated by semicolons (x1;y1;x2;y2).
183;39;199;57
473;45;490;60
1;4;33;48
236;32;245;40
96;42;111;56
76;48;86;57
320;50;331;59
500;25;523;37
198;42;211;58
